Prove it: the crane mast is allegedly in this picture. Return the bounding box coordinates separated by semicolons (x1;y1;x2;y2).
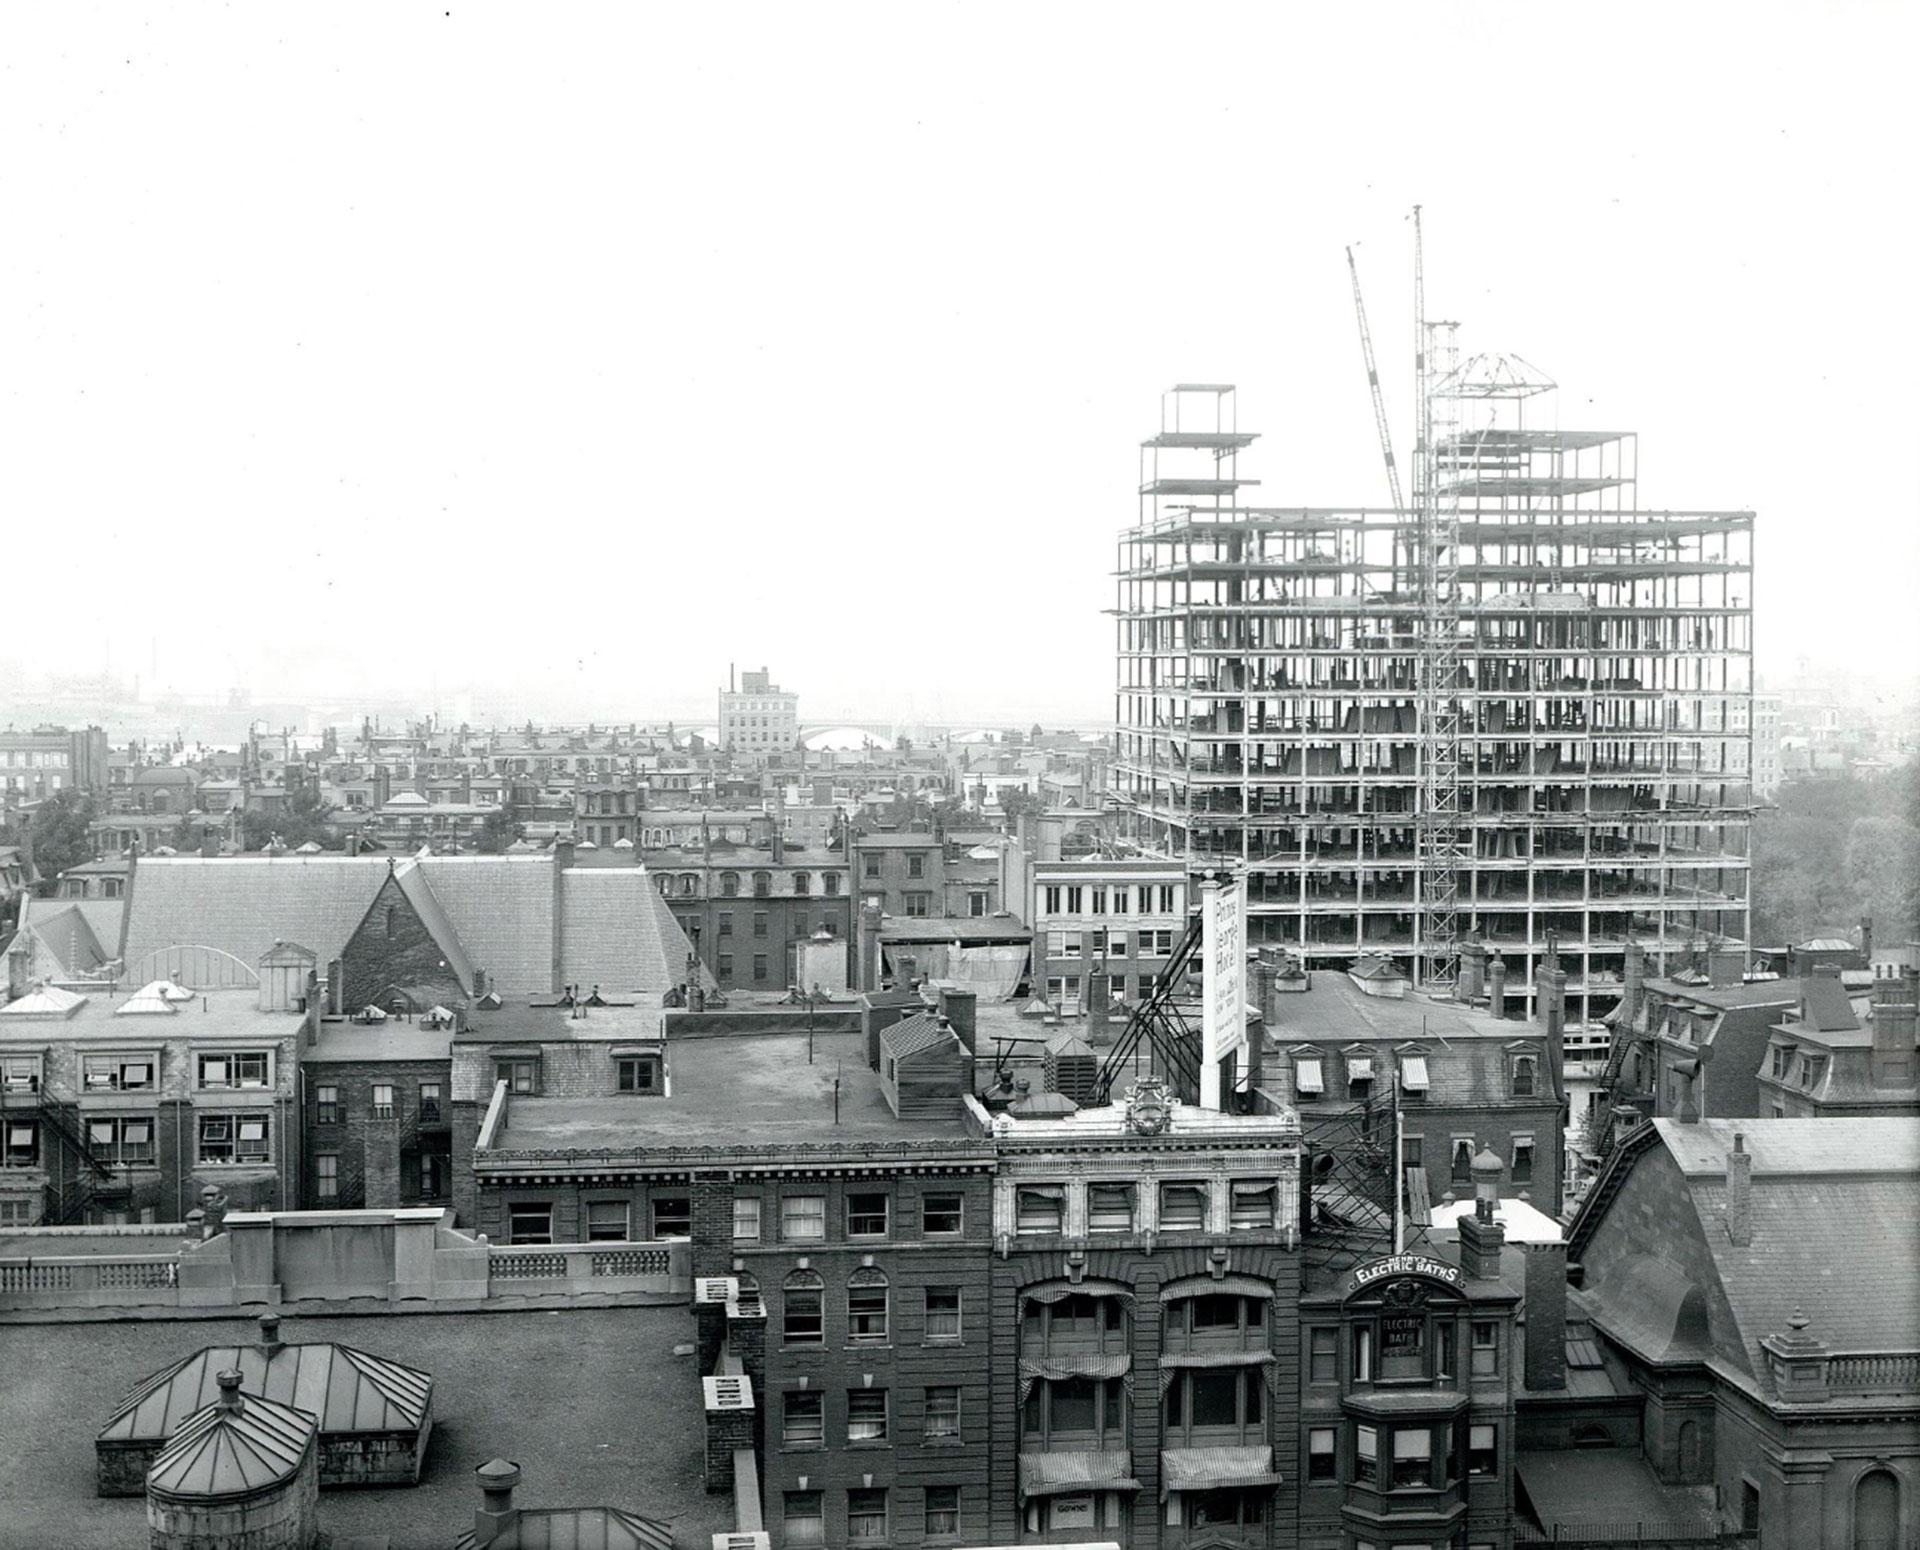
1412;206;1467;991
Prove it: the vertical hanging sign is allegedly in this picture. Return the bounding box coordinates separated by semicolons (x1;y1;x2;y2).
1200;875;1248;1109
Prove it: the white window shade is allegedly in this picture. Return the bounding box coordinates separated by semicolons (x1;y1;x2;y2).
1295;1057;1325;1094
1401;1054;1429;1092
1346;1054;1374;1080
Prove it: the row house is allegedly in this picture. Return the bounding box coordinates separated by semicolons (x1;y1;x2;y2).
0;963;309;1226
649;845;852;993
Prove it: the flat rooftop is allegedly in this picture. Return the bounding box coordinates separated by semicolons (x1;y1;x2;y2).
489;1029;977;1154
457;1001;665;1044
1266;970;1519;1044
0;987;307;1044
0;1306;726;1550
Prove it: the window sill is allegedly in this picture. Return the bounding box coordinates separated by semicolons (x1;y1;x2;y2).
845;1342;893;1352
846;1440;894;1451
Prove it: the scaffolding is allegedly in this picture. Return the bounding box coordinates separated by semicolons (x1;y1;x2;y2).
1113;370;1755;1024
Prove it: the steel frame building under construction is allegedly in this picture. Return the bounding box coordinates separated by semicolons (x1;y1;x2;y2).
1113;370;1754;1027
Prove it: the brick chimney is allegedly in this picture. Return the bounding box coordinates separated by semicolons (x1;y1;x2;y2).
1869;969;1918;1089
1524;1242;1568;1392
472;1459;522;1548
1708;947;1744;989
6;941;28;1004
1458;936;1487;1003
1623;941;1646;1024
1487;953;1508;1020
1725;1131;1752;1246
1458;1149;1507;1281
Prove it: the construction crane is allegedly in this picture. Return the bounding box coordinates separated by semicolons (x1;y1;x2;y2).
1345;244;1405;516
1411;205;1467;991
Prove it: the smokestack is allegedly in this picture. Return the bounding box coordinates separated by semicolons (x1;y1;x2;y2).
1524;1242;1569;1392
1487;953;1508;1020
1725;1132;1752;1247
473;1459;522;1549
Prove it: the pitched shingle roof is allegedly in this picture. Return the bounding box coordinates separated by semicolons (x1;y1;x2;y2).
415;856;556;995
881;1011;959;1060
119;857;394;979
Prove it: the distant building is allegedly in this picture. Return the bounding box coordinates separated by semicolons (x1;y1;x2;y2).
1753;692;1783;799
648;842;850;992
0;724;109;811
1021;858;1187;1014
1758;966;1918;1119
719;666;798;755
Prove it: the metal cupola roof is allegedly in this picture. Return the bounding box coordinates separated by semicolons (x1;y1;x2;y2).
145;1372;316;1505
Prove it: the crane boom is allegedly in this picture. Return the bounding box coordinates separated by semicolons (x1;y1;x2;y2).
1346;245;1405;515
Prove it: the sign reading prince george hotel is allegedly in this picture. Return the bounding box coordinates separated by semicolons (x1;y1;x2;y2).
1353;1254;1465;1292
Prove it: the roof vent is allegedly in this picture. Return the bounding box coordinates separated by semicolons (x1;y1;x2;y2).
702;1374;754;1412
694;1276;739;1306
713;1535;772;1550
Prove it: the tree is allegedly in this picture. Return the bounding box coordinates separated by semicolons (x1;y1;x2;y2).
477;803;524;854
997;786;1040;824
24;788;97;893
1750;767;1920;947
240;782;340;852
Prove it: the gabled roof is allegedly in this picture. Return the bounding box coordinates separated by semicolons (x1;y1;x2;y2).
881;1011;961;1061
557;870;697;993
1792;973;1859;1033
102;1339;431;1442
390;862;477;993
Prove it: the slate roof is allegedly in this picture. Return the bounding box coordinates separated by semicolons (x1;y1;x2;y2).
416;856;556;994
556;870;696;993
118;858;395;979
4;899;111;979
1589;1119;1920;1402
1791;973;1859;1033
1644;977;1800;1011
102;1338;431;1442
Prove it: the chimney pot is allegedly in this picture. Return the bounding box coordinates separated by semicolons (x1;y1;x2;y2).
215;1370;245;1413
257;1312;283;1354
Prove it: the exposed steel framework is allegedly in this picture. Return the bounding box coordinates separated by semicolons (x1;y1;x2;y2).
1113;254;1755;1025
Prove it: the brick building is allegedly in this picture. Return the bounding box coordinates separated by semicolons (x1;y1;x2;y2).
719;666;800;756
301;1017;455;1210
649;843;850;993
1019;858;1189;1014
0;970;309;1225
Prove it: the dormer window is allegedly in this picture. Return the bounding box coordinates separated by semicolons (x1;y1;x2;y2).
1399;1053;1429;1095
1346;1053;1374;1099
720;872;739;897
1511;1055;1537;1097
1294;1054;1324;1098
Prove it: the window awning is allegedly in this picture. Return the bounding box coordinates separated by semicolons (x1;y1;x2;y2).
1401;1054;1430;1092
1160;1444;1284;1497
1157;1349;1278;1371
1346;1054;1374;1080
1018;1449;1142;1500
1294;1056;1324;1094
1162;1275;1274;1302
1023;1278;1135;1307
1018;1352;1132;1399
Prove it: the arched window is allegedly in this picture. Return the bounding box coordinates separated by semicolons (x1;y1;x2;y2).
1854;1468;1899;1550
847;1266;889;1343
782;1269;823;1346
385;905;397;939
655;873;672;895
753;871;772;898
681;874;699;897
792;871;811;895
823;872;841;895
720;872;739;898
1512;1055;1537;1097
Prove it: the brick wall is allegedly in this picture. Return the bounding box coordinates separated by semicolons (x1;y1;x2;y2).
338;872;467;1011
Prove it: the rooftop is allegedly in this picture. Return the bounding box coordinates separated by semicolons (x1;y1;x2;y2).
877;915;1032;944
0;1308;723;1550
1266;970;1524;1045
458;1000;665;1045
487;1029;979;1155
0;986;305;1043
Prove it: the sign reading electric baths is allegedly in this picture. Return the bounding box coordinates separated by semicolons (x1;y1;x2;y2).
1351;1254;1465;1293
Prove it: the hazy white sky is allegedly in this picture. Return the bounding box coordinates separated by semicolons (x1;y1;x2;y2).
4;2;1915;725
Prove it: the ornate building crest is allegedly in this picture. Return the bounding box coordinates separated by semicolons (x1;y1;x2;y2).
1124;1077;1174;1136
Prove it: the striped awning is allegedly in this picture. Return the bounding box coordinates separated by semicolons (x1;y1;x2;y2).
1156;1349;1279;1395
1160;1444;1283;1497
1162;1275;1274;1302
1018;1352;1132;1400
1022;1278;1134;1307
1017;1449;1143;1500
